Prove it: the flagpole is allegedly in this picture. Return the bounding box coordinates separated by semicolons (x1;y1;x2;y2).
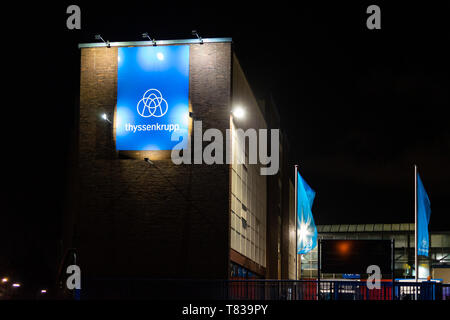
414;164;418;299
295;165;298;280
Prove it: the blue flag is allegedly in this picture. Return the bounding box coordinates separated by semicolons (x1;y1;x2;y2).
417;173;431;256
297;172;317;254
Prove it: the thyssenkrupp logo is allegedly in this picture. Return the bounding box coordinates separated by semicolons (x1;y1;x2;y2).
137;89;168;118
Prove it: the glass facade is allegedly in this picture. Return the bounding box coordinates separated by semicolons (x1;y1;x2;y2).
230;262;261;279
230;120;267;268
300;223;450;280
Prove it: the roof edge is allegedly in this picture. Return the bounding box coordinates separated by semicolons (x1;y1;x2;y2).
78;37;232;49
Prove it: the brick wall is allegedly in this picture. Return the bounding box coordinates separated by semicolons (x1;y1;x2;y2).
70;43;232;279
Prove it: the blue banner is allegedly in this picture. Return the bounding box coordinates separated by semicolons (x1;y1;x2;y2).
297;172;318;254
116;45;190;151
417;173;431;256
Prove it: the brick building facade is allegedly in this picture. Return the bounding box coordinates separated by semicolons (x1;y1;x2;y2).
63;38;295;284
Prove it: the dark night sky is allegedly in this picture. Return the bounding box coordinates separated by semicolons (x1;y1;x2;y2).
2;2;449;289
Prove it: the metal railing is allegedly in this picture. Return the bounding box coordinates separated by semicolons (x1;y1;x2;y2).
78;278;450;300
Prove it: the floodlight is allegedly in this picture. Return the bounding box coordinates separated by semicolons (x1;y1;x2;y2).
192;30;203;44
94;34;110;48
